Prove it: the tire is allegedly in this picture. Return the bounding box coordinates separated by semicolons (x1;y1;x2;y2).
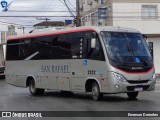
92;82;103;101
29;79;45;96
127;92;138;99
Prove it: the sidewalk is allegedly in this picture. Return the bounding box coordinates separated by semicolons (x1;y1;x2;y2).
155;75;160;91
156;75;160;80
156;74;160;82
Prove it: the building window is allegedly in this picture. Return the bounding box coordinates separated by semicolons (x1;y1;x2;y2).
91;13;95;26
142;5;158;19
91;12;98;26
101;0;104;4
87;15;91;21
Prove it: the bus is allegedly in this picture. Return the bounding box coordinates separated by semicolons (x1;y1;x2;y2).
6;26;156;100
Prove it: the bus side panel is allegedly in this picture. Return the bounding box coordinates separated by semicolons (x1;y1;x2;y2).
56;60;71;91
5;61;36;88
39;60;71;91
40;76;58;90
6;74;18;86
57;77;70;91
6;61;18;86
70;59;84;92
17;75;27;87
83;60;109;93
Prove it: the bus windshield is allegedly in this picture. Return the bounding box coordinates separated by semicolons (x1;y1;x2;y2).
101;31;152;64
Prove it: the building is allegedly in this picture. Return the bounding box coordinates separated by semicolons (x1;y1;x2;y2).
80;0;108;26
0;24;17;67
80;0;160;74
34;21;65;29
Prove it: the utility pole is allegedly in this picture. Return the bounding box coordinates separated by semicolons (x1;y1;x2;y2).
76;0;80;18
76;0;81;26
45;18;51;28
22;27;26;34
18;26;25;34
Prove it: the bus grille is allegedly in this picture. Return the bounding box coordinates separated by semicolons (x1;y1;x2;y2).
127;80;149;84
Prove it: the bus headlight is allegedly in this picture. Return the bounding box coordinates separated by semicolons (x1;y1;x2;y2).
111;72;127;82
150;73;156;81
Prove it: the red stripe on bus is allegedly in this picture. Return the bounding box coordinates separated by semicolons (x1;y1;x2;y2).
112;66;154;74
7;28;96;41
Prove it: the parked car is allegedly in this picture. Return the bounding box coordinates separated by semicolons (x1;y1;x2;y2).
0;65;5;79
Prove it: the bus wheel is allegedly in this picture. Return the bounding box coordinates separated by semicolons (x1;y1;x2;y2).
127;92;138;99
29;79;44;96
92;82;102;101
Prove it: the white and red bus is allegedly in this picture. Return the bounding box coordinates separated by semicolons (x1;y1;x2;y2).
6;26;156;100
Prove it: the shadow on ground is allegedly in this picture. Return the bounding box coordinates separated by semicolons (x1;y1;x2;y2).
34;90;138;102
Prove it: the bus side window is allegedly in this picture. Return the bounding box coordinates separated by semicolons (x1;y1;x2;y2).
56;34;72;59
71;32;84;59
6;40;21;60
35;36;52;60
83;32;105;61
21;39;36;60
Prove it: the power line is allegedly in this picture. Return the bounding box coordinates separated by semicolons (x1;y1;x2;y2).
66;0;76;10
0;15;159;17
58;0;76;17
57;0;64;4
6;10;160;13
63;0;75;18
0;16;160;27
0;20;34;27
58;0;76;12
6;10;160;14
8;10;77;12
0;16;74;17
64;1;76;12
0;21;23;26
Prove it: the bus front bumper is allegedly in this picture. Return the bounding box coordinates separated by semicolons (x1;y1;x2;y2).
106;78;156;94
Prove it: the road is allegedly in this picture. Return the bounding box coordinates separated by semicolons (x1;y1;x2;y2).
0;78;160;120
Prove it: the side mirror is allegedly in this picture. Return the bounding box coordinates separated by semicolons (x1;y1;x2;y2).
91;38;96;48
142;35;147;41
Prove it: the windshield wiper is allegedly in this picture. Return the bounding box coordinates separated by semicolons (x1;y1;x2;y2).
124;33;136;63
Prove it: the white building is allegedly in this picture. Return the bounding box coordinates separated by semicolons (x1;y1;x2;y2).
80;0;160;74
0;24;19;65
80;0;108;26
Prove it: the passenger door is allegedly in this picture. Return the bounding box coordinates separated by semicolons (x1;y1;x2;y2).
70;33;85;92
54;34;72;91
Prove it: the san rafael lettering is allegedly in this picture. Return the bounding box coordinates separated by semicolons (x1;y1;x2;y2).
41;65;70;73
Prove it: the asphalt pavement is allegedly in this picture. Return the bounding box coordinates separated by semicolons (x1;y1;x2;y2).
0;78;160;120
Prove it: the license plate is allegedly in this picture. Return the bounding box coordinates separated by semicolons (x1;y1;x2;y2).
134;87;143;91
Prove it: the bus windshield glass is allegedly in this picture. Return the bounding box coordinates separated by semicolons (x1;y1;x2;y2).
101;31;152;63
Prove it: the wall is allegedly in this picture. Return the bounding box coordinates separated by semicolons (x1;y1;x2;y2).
80;0;107;26
80;0;103;15
111;0;160;74
148;37;160;74
0;24;8;31
112;0;160;34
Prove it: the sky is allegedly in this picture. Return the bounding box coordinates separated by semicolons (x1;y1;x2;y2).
0;0;76;28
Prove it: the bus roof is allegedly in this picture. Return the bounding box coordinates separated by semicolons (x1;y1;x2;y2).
7;26;140;41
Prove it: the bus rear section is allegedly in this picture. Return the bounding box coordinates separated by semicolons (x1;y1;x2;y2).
5;26;156;101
